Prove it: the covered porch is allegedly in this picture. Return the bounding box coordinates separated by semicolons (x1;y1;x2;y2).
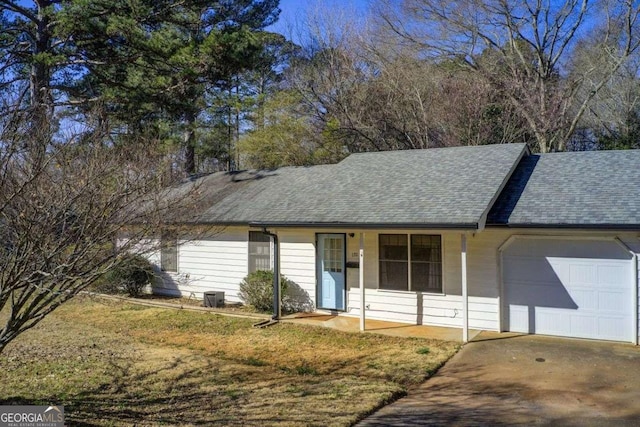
301;230;477;343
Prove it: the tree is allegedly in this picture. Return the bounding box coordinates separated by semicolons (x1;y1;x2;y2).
287;9;385;153
0;0;60;150
61;0;281;173
238;90;319;168
0;108;210;355
0;1;281;173
380;0;640;152
286;7;528;154
572;38;640;149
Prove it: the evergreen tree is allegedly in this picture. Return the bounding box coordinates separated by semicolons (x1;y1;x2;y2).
0;0;280;173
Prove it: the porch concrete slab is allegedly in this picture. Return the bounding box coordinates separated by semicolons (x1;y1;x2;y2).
358;333;640;426
280;313;479;342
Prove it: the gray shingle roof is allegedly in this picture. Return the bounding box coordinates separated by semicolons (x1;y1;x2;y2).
487;150;640;228
187;143;527;228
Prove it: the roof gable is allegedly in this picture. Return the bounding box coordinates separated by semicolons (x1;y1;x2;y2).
487;150;640;228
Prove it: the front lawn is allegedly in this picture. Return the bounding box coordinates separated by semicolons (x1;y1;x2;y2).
0;296;459;426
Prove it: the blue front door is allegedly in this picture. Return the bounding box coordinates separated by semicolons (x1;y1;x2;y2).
317;234;346;310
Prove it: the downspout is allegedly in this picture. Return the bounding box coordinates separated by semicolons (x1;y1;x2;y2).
262;228;281;321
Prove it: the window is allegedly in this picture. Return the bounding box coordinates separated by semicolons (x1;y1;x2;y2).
249;231;271;273
379;234;408;290
322;236;343;273
161;232;178;272
411;235;442;292
379;234;442;293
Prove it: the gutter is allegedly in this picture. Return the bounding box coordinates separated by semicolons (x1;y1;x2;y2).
248;222;479;230
136;220;482;230
487;223;640;231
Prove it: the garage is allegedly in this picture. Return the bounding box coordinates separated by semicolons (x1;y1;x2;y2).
502;237;635;342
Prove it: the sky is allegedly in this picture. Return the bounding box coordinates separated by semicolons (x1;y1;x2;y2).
267;0;371;41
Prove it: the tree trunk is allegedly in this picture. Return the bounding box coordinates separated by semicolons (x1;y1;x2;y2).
227;85;233;171
235;77;241;170
29;0;54;161
183;110;196;175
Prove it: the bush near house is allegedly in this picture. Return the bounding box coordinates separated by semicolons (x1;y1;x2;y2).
101;254;155;297
239;270;295;312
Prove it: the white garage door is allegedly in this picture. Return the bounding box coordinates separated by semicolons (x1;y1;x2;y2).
503;238;633;342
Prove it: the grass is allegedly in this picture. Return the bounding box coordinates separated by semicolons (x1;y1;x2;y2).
0;295;459;426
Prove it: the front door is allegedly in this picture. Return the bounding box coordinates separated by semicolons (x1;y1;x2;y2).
317;233;346;310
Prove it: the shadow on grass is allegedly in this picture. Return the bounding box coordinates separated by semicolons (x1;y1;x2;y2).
1;351;396;426
2;355;235;425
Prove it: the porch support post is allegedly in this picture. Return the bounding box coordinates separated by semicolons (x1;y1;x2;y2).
461;233;469;343
359;232;365;331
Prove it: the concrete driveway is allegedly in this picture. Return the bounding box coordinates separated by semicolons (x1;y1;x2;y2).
358;333;640;426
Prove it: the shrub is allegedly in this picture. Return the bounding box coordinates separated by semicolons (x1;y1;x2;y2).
238;270;293;313
102;254;155;297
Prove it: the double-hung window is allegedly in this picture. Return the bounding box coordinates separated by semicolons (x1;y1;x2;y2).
379;234;442;293
161;232;178;272
248;231;271;273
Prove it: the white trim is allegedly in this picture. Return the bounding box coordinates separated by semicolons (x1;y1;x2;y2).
461;233;468;343
375;289;445;296
615;238;639;345
359;232;365;332
496;241;503;332
496;234;515;332
499;234;624;251
407;233;412;291
270;239;275;270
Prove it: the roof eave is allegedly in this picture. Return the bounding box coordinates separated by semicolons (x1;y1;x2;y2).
487;223;640;231
248;221;480;230
130;219;481;230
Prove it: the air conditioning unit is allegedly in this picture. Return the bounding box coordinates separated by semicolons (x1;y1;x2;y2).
203;291;224;308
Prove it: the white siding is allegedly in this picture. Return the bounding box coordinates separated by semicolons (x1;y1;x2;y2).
152;227;249;303
342;229;640;335
264;229;502;330
346;289;497;329
278;230;317;306
340;230;501;330
136;225;639;340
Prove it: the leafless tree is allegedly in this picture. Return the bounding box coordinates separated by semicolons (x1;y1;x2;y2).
0;107;213;355
288;4;529;154
379;0;640;152
572;35;640;148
